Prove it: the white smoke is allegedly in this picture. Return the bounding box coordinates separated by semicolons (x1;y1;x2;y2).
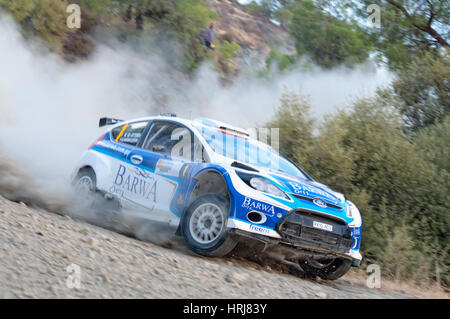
0;13;392;207
187;62;393;127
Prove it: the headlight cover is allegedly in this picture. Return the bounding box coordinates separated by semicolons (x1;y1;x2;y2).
249;177;288;199
347;201;362;227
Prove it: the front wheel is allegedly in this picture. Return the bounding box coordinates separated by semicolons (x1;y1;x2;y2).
182;194;237;257
299;258;352;280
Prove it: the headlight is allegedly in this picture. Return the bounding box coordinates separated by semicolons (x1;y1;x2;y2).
250;177;288;199
347;201;362;227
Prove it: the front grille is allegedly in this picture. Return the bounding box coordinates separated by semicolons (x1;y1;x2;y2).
277;211;352;253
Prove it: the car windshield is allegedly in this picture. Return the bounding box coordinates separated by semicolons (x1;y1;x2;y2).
193;123;310;180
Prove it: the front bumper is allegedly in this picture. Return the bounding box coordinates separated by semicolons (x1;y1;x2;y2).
230;209;361;262
276;210;353;254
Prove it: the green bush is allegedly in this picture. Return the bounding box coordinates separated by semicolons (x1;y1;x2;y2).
246;0;273;20
265;50;295;72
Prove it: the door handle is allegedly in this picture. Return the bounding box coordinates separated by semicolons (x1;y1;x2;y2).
130;154;143;165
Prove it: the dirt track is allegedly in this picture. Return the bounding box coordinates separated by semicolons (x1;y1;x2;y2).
0;194;413;299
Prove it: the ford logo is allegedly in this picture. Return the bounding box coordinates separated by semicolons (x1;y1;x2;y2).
313;198;327;208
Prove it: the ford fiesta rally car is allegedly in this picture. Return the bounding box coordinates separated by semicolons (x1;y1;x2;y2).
73;115;362;280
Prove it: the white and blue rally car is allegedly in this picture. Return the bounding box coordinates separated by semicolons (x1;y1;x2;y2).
73;114;362;280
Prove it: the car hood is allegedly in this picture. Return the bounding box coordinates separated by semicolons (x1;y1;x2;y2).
220;158;346;207
269;171;345;207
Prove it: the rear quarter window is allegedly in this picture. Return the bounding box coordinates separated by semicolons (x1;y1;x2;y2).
111;121;148;146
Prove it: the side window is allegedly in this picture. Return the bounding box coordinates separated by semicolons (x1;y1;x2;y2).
112;121;148;147
144;122;198;161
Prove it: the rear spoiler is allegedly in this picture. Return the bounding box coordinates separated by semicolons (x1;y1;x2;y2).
99;117;123;127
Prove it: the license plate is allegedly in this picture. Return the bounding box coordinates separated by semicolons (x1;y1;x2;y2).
313;221;333;232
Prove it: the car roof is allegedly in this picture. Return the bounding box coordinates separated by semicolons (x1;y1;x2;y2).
112;115;248;135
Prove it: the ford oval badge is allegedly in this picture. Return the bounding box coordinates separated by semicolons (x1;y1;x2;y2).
313;198;327;208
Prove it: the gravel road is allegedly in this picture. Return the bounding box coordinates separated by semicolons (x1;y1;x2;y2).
0;194;413;299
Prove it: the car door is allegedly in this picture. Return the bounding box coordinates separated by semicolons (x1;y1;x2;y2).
106;120;153;212
135;120;197;220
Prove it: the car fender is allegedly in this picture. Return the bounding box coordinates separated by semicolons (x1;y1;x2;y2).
183;164;234;213
184;165;288;239
73;149;113;192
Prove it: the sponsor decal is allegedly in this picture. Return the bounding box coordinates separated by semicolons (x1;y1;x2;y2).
249;224;270;235
313;221;333;232
288;181;337;203
97;140;131;157
120;132;142;145
109;164;157;206
242;197;275;216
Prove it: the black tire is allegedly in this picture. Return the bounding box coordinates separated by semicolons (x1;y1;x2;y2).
299;258;352;280
182;194;237;257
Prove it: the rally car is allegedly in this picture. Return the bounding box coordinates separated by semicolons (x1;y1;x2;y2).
72;114;362;280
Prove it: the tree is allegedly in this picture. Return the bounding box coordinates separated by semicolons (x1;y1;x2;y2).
266;90;314;161
392;52;450;131
414;116;450;286
296;111;356;193
273;6;293;28
347;0;449;69
384;0;449;47
288;0;371;68
246;0;277;20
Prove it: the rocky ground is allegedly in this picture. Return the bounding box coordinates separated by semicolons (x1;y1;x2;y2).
0;194;418;299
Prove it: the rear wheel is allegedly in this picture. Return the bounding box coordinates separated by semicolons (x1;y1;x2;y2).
299;258;352;280
182;194;237;257
73;168;97;202
73;168;120;225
